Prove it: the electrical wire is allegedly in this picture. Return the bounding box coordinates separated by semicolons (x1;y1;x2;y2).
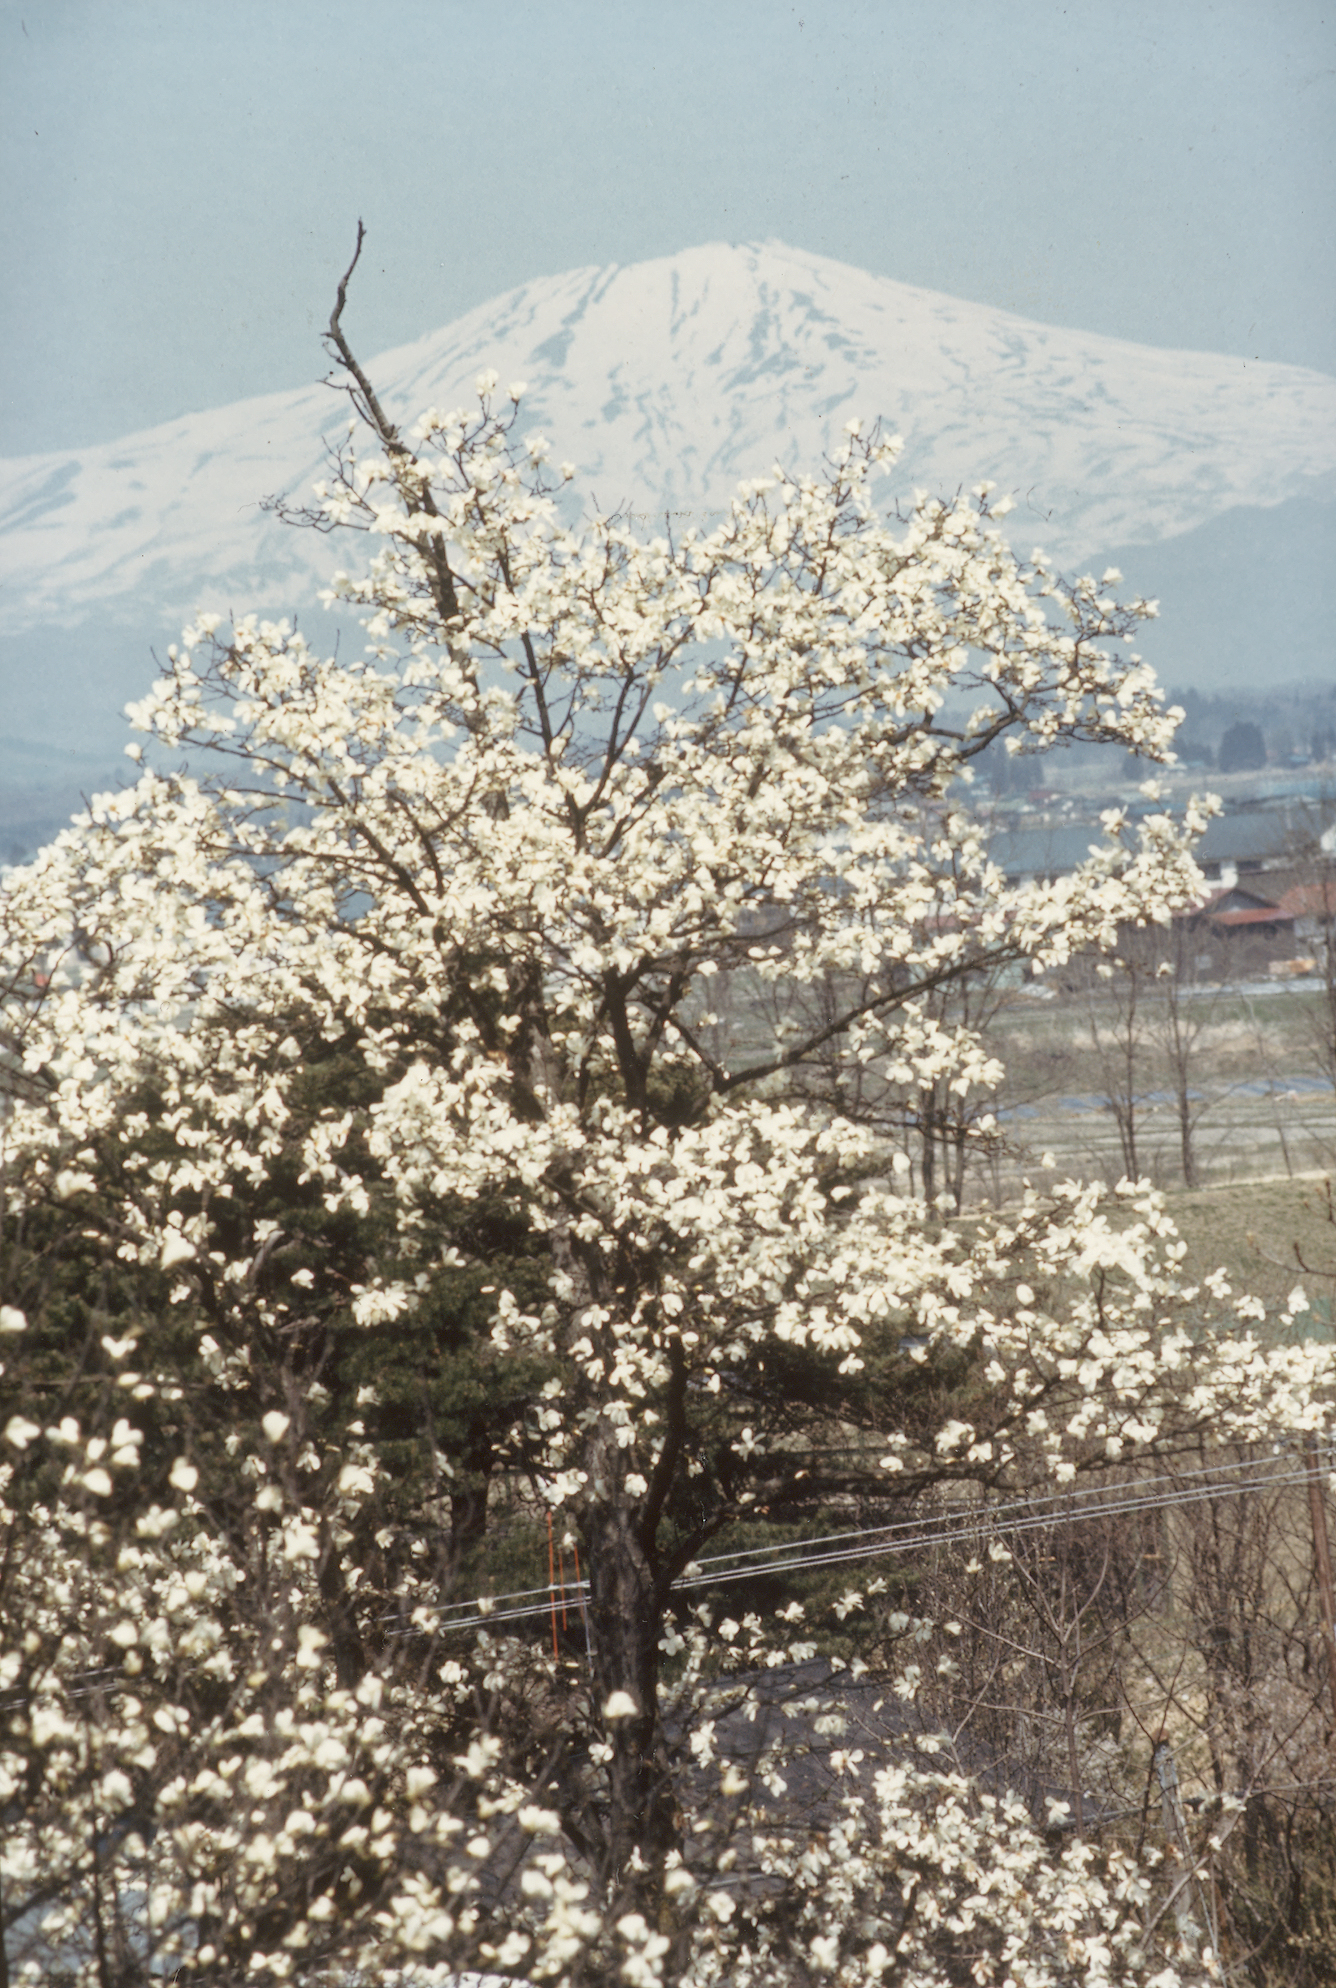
4;1447;1326;1711
380;1444;1328;1636
678;1464;1323;1594
374;1444;1320;1629
665;1445;1319;1576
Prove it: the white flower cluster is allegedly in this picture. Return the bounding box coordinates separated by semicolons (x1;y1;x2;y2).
0;366;1324;1985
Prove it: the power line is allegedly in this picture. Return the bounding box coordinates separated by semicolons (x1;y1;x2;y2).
680;1464;1321;1595
382;1445;1326;1636
377;1445;1314;1627
7;1450;1325;1708
669;1445;1314;1577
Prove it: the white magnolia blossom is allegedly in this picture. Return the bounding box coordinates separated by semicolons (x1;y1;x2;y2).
0;347;1328;1985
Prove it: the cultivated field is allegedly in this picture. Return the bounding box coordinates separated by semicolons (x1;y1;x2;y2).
985;977;1336;1204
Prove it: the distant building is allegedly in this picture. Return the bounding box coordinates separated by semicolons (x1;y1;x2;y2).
1169;869;1336;977
988;797;1336;981
1196;809;1298;878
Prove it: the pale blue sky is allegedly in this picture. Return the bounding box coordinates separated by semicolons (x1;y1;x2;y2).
3;0;1334;458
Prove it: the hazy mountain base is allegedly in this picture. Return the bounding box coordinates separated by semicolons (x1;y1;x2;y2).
1100;490;1336;695
2;494;1333;864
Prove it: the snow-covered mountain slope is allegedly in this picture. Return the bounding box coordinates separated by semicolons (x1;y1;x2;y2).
4;240;1335;636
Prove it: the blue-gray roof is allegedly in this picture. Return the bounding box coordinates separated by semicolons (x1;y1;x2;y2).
990;800;1335;881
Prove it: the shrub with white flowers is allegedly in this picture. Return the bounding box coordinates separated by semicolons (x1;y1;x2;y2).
2;239;1330;1984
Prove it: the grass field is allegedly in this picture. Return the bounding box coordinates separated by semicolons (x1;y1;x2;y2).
1163;1170;1336;1325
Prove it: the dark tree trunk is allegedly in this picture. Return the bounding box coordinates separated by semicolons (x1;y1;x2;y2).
449;1470;491;1567
317;1528;367;1688
1175;1076;1197;1190
581;1428;681;1905
919;1086;937;1204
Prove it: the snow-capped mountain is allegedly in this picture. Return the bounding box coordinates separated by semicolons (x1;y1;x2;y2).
2;241;1335;858
4;240;1335;635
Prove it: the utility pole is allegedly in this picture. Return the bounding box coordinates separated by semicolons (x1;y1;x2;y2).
1153;1737;1221;1961
1153;1740;1198;1948
1304;1436;1336;1728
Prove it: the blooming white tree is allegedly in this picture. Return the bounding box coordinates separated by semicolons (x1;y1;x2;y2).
2;236;1332;1984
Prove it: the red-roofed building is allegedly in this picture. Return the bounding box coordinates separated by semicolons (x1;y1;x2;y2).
1167;883;1297;977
